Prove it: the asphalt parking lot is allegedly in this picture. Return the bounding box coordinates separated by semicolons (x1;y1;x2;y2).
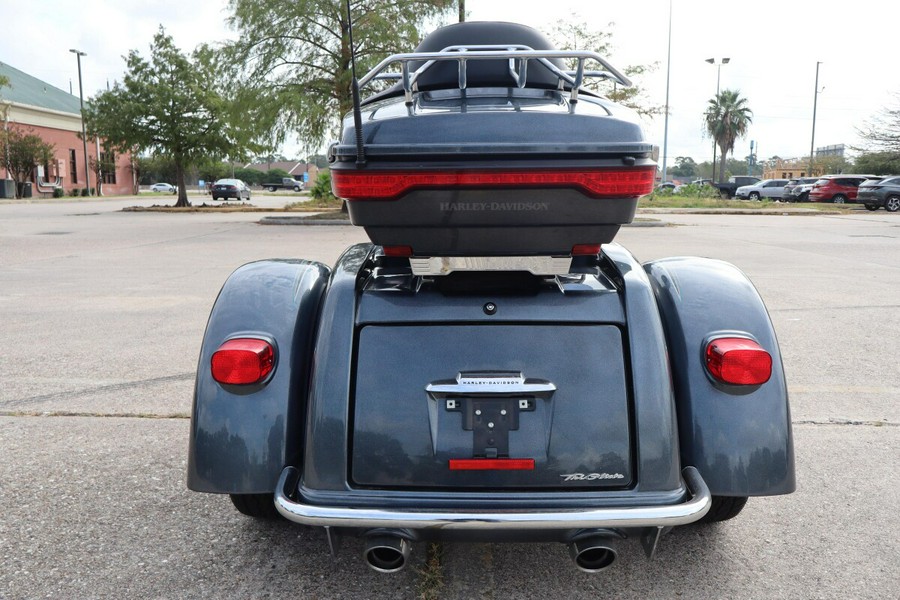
1;198;898;599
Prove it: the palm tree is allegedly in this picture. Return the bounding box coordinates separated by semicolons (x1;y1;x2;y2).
705;89;752;183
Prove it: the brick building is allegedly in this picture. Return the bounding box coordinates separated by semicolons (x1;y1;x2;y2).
1;62;133;197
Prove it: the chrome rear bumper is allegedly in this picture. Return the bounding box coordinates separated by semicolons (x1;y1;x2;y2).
274;466;710;531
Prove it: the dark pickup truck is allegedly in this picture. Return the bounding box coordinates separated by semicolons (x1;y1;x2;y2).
263;177;304;192
714;176;761;199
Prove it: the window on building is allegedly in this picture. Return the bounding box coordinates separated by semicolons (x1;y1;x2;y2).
69;149;78;184
100;151;117;184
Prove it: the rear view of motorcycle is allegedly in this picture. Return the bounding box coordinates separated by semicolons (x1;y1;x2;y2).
188;20;794;573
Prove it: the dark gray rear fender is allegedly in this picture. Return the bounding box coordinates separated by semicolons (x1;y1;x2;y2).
187;259;331;493
644;257;796;496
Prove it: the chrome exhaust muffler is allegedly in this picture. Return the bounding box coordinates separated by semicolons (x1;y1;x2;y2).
363;535;412;573
568;536;619;573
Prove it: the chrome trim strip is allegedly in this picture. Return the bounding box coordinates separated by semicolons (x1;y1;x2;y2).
274;466;711;531
409;256;572;276
426;372;557;397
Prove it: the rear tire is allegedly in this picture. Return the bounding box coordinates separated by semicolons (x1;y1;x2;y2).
230;493;281;519
885;196;900;212
699;495;748;523
832;194;847;204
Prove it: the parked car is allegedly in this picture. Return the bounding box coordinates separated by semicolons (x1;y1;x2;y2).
735;179;789;200
150;182;176;194
858;176;900;212
212;178;251;201
782;177;819;202
808;175;879;204
656;182;676;192
713;176;761;199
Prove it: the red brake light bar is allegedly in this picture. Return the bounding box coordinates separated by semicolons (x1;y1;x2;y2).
332;167;656;201
705;337;772;386
449;459;535;471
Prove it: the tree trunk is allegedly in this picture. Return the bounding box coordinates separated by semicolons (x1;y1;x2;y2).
459;1;465;22
174;159;190;207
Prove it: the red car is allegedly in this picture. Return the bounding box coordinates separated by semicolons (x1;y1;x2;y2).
808;175;880;204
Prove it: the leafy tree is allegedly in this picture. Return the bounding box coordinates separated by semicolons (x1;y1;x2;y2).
670;156;697;178
224;0;455;150
1;126;54;197
83;28;269;206
853;152;900;175
234;167;267;185
306;154;330;169
704;89;752;183
547;17;662;118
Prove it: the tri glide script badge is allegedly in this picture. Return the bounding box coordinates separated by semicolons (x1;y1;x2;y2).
561;473;626;481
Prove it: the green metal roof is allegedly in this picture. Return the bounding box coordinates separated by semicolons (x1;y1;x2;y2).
0;62;82;115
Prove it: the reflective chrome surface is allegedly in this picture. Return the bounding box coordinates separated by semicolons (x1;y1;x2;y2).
274;467;711;530
409;255;572;276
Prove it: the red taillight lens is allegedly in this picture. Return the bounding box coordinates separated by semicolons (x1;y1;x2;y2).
383;245;413;257
211;338;275;385
331;167;656;201
705;337;772;386
449;458;535;471
572;244;602;256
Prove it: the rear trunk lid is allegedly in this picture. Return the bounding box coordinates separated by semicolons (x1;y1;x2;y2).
351;323;633;489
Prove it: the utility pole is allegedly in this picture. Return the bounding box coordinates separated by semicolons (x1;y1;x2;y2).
706;57;730;182
661;0;673;184
809;61;822;177
69;49;91;195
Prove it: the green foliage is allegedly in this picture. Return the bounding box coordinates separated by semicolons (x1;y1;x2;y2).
704;89;752;183
52;187;65;198
306;154;329;169
853;152;900;175
69;188;80;197
233;167;266;185
1;126;55;197
83;28;269;206
265;168;291;181
547;16;662;118
669;156;698;178
309;170;336;202
223;0;455;150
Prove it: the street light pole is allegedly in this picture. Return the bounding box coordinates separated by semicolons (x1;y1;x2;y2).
69;49;91;196
809;61;822;177
706;57;730;182
661;0;673;185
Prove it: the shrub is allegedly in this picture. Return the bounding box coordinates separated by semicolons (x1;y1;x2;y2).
309;170;337;202
52;187;65;198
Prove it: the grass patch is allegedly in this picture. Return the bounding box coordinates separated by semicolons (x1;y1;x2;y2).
640;194;855;212
416;543;445;600
285;196;345;211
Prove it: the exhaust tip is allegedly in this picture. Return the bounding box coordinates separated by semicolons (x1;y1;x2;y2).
569;537;618;573
363;536;411;573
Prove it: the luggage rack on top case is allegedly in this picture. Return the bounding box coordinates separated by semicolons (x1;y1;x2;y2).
357;44;633;104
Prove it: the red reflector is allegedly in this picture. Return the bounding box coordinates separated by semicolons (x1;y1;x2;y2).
383;245;413;257
572;244;602;256
705;337;772;386
332;167;656;201
449;459;535;471
211;338;275;385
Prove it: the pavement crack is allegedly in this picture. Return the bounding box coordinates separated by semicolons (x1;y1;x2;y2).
2;373;195;408
793;418;898;427
0;410;190;419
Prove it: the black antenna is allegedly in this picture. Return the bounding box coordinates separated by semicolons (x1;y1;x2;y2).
346;0;366;166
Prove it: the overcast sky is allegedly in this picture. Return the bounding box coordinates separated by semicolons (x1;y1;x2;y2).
2;0;897;164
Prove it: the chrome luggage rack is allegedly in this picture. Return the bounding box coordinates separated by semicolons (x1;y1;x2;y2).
358;45;632;104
